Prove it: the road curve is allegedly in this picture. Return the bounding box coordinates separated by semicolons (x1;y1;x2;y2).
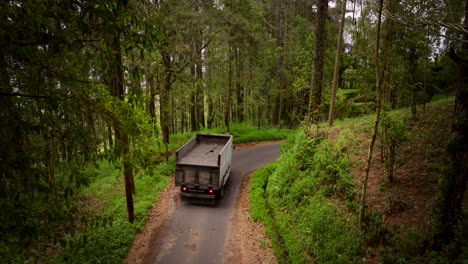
142;142;280;264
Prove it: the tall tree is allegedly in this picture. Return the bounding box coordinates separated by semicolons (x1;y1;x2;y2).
110;33;134;223
107;0;139;223
225;45;233;132
160;47;172;158
273;0;286;126
432;0;468;246
328;0;347;126
359;0;385;230
309;0;329;113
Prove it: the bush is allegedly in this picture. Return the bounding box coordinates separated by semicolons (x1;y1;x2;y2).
53;158;173;263
250;131;363;263
229;123;292;144
379;112;409;182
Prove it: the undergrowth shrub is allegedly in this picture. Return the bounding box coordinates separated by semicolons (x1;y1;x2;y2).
0;159;107;263
229;123;292;143
250;131;362;264
249;163;276;222
249;98;457;264
378;226;450;264
169;123;292;145
379;111;409;183
53;158;173;263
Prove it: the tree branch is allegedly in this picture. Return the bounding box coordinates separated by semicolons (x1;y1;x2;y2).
173;37;214;75
6;50;103;84
448;47;468;65
0;92;49;99
383;9;468;44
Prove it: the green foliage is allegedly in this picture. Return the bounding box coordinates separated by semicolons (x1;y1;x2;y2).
1;0;164;261
53;159;173;264
249;163;276;222
331;89;375;119
167;123;292;151
383;227;428;261
361;209;389;245
379;111;409;181
377;225;456;264
228;123;292;144
0;160;104;263
250;131;362;263
334;99;460;263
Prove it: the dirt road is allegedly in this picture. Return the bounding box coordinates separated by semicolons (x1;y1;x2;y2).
141;142;280;264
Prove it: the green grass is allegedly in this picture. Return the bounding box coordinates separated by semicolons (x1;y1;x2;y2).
250;131;362;264
249;162;286;260
249;97;458;264
53;159;173;264
227;123;292;144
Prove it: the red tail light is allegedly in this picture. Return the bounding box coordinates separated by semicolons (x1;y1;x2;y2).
182;186;188;191
208;189;213;194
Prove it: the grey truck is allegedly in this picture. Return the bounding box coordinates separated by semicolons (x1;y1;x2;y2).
175;133;234;204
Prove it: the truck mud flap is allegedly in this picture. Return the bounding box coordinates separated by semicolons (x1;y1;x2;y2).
181;192;216;206
184;197;216;206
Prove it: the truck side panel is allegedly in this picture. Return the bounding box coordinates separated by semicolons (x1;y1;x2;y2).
176;135;197;161
218;138;233;187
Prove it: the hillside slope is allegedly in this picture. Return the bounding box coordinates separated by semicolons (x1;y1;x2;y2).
250;97;462;263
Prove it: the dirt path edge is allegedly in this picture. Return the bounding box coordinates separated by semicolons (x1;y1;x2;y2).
125;176;179;264
223;170;277;264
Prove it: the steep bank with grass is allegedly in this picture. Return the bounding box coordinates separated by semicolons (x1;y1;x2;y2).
250;132;362;263
250;97;460;263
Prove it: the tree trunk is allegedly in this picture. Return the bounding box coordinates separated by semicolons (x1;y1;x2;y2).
171;94;176;134
328;0;347;126
107;125;113;154
225;46;233;132
432;0;468;246
190;63;198;131
236;47;244;123
358;0;384;230
86;109;96;163
130;57;143;109
111;34;134;223
309;0;328;113
196;40;205;129
146;73;156;121
207;97;214;129
411;73;417;120
207;63;215;129
159;48;172;160
274;1;285;126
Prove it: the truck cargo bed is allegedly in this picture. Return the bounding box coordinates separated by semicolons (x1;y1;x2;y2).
177;143;223;167
176;134;231;167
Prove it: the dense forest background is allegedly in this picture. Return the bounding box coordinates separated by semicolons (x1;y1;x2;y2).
1;0;467;263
